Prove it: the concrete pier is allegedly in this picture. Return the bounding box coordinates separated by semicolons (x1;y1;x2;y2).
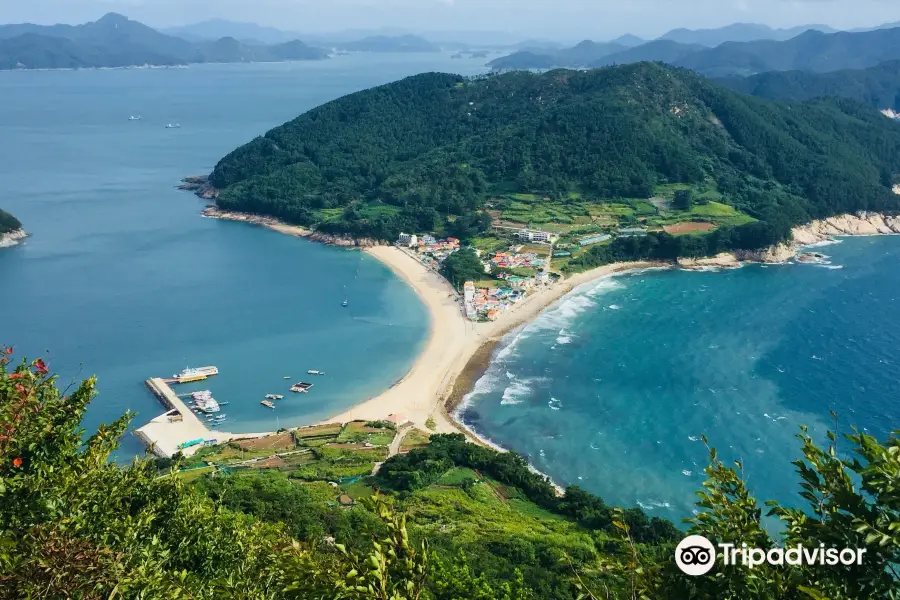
135;378;231;458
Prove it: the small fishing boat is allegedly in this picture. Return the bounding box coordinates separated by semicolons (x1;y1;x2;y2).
283;376;291;379
307;370;325;376
342;300;348;307
128;115;142;121
264;394;284;400
290;382;314;393
261;400;276;409
166;123;181;129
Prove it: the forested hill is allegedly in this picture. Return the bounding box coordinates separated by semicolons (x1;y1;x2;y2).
0;209;22;234
720;60;900;107
211;62;900;246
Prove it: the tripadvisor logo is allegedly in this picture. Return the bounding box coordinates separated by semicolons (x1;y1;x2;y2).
675;535;867;576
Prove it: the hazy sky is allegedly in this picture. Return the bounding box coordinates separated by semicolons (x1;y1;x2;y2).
1;0;899;39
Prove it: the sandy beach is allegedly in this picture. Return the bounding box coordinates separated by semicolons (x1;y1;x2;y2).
327;246;662;433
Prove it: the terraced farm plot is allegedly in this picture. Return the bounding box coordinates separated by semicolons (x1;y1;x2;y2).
234;431;296;452
664;222;716;234
399;429;431;453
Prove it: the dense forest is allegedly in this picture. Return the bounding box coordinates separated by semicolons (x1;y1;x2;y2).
2;349;899;598
0;209;21;234
211;62;900;252
720;60;900;107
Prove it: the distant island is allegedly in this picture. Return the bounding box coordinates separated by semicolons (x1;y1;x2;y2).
337;34;439;53
488;26;900;77
0;209;26;247
202;62;900;270
0;13;328;70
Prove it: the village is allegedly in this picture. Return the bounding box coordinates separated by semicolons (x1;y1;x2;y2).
396;228;560;322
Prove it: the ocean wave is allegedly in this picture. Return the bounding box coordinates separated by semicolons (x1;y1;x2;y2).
623;266;671;277
801;239;843;249
500;376;549;405
637;499;671;511
522;278;624;334
607;304;622;310
548;397;562;411
816;264;844;270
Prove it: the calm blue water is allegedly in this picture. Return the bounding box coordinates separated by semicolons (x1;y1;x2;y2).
462;238;900;520
0;54;488;456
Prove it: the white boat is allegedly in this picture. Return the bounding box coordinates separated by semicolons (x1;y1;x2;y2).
173;366;218;382
166;123;181;129
191;390;221;413
128;115;142;121
307;370;325;376
341;300;348;307
264;394;284;400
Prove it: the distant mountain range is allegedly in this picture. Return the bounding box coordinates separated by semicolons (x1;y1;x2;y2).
161;19;302;45
719;60;900;108
0;13;327;70
489;26;900;77
658;22;836;47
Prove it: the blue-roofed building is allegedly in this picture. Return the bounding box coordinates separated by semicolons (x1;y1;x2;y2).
578;234;611;246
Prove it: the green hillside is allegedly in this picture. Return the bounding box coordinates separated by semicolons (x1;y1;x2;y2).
720;60;900;107
3;350;899;599
211;62;900;253
0;209;21;234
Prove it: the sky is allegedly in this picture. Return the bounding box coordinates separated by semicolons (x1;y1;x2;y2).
1;0;899;40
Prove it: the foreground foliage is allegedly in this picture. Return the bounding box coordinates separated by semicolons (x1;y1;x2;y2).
1;350;898;599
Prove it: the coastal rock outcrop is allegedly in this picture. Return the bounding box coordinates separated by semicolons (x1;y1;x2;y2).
734;243;797;264
791;212;900;245
677;252;740;269
306;232;385;247
0;229;28;248
179;176;218;200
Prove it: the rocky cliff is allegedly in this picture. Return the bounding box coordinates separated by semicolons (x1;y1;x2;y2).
792;212;900;245
0;229;28;248
678;212;900;269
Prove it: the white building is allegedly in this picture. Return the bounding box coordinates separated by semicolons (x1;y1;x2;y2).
517;228;553;243
397;232;418;247
463;281;476;302
537;269;551;285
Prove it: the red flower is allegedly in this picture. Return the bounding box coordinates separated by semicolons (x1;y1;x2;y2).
8;373;23;380
34;359;48;375
4;348;11;355
14;384;25;394
12;458;22;468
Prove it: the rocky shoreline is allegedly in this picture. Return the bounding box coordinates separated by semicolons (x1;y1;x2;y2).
200;206;386;248
182;177;899;262
678;211;900;269
0;229;28;248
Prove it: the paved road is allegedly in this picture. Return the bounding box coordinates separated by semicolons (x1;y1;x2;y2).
371;425;413;475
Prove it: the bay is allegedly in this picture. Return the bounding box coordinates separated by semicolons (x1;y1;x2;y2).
0;54;488;457
462;237;900;520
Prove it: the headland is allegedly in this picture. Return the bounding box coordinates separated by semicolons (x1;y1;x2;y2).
135;202;900;456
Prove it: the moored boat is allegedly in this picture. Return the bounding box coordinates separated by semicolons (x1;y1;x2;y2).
261;400;275;409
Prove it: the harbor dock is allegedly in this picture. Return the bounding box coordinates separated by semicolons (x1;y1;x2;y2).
135;377;234;458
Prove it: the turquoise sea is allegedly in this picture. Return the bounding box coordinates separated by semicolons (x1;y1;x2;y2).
0;54;487;456
461;238;900;520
